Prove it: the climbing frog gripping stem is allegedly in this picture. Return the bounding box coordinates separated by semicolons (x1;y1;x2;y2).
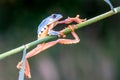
17;14;86;78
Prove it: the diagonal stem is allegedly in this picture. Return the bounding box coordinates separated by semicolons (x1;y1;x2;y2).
0;6;120;60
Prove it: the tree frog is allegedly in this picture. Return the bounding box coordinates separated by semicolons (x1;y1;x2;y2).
17;14;86;78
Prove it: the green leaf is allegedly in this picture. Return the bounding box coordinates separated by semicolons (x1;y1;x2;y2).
104;0;115;12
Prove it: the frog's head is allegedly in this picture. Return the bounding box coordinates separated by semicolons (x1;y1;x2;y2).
48;14;63;23
37;14;63;35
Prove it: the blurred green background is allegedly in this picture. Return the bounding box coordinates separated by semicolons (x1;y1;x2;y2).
0;0;120;80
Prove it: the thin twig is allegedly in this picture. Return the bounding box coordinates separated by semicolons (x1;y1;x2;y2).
0;6;120;60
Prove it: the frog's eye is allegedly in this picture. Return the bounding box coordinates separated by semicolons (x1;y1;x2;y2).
52;14;56;18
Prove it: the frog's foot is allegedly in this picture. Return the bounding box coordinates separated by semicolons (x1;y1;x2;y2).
56;25;80;44
58;15;86;24
48;30;66;38
58;31;66;38
16;60;31;78
16;61;23;69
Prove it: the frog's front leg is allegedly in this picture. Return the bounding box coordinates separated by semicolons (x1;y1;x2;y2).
58;15;86;24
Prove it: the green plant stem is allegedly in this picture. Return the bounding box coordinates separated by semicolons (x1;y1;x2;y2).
0;36;57;60
0;6;120;60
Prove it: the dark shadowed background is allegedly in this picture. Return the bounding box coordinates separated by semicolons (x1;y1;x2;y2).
0;0;120;80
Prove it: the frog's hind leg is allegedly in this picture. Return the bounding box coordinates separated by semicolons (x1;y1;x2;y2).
17;25;80;79
17;41;59;78
26;25;80;58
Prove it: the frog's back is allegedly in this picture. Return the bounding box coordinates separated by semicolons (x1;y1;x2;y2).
38;18;49;34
